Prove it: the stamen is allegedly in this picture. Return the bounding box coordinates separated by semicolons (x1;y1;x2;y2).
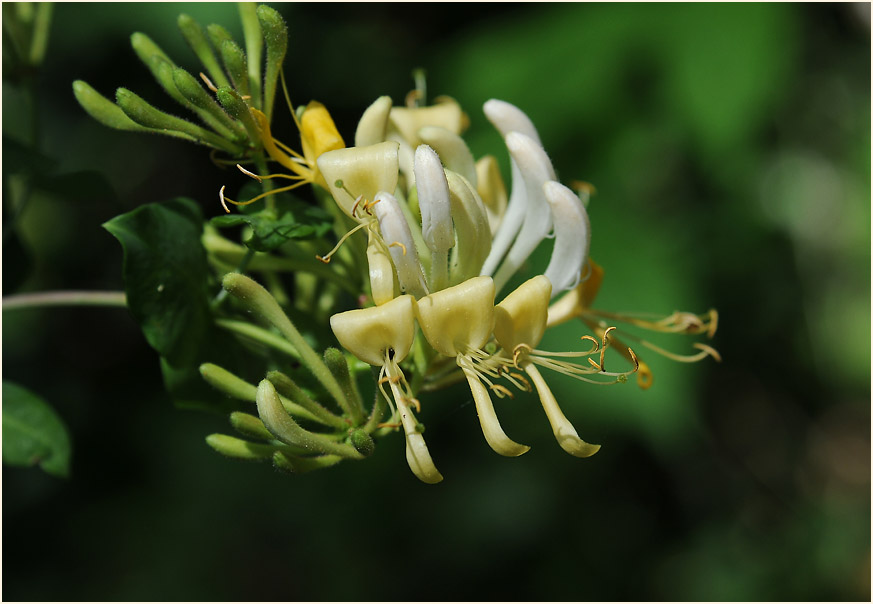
599;326;616;372
490;384;514;399
388;241;407;256
219;179;309;212
316;221;370;263
219;185;229;213
237;164;262;182
199;72;218;93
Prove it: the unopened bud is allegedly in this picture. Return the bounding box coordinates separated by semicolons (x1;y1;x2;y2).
177;14;230;89
205;433;274;461
229;411;274;441
73;80;150;132
349;429;375;457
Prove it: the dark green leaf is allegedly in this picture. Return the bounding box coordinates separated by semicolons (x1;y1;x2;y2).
103;198;211;367
211;193;332;252
2;381;71;478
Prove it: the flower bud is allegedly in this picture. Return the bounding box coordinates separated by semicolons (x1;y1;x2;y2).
349;429;375;457
257;4;287;120
72;80;150;132
220;39;250;98
177;14;230;90
205;433;274;461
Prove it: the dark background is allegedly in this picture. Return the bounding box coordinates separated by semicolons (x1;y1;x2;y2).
3;3;870;600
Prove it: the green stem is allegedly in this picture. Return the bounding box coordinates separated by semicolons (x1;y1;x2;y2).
3;290;127;311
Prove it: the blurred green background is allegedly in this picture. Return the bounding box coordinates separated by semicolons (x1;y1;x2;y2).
3;2;870;600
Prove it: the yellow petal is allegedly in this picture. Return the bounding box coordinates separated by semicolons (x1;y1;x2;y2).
355;95;392;147
463;367;530;457
494;275;552;351
317;141;400;220
415;276;495;357
300;101;345;169
388;97;464;147
330;295;415;366
475;155;508;236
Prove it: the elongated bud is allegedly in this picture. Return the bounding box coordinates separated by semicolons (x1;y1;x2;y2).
73;81;151;132
177;14;230;89
216;86;260;145
349;429;375;457
199;363;324;424
206;433;275;461
355;95;392;147
172;67;244;137
367;230;397;305
257;4;287;121
543;180;591;296
475;155;508;235
483;99;542;144
414;144;454;253
115;87;200;140
238;2;263;109
272;451;344;474
229;411;274;441
419;126;477;188
445;170;491;285
373;191;429;298
323;347;365;424
115;87;238;152
220;39;250;98
256;380;363;459
207;23;233;50
130;31;173;70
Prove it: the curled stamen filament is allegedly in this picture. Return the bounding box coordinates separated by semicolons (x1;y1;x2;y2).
220;179;308;213
316;221;372;263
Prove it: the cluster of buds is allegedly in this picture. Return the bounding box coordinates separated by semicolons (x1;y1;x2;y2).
72;4;305;163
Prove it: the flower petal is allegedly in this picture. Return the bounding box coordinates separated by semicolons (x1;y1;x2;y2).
354;95;392;147
414;144;454;253
418;126;477;187
317;141;399;220
543;180;591;296
329;295;416;366
373;191;429;298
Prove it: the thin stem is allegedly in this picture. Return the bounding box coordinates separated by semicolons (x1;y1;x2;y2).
3;290;127;311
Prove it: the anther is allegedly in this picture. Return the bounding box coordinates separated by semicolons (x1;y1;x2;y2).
599;326;616;371
199;72;218;93
388;241;408;256
219;185;230;213
628;348;640;372
490;384;514;399
236;164;262;182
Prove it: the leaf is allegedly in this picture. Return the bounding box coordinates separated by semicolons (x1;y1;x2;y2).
2;381;71;478
211;187;333;252
103;198;212;367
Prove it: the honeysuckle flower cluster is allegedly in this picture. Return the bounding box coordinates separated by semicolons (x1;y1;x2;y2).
74;4;718;484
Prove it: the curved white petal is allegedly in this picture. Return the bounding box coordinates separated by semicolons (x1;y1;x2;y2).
418;126;477;187
414;144;454;253
491;132;556;293
373;191;429;298
543;180;591;297
355;95;392;147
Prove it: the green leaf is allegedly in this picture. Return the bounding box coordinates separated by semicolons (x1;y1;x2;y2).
2;381;71;478
103;198;212;367
211;193;333;252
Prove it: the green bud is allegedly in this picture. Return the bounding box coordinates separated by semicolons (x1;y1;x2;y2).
265;370;346;429
272;451;344;474
205;433;275;461
220;40;250;98
238;2;263;109
177;13;230;90
256;379;364;459
206;23;233;51
199;363;323;424
172;67;245;139
216;86;260;146
256;4;287;121
323;347;365;425
349;429;375;457
73;80;151;132
229;411;274;441
130;32;174;70
199;362;256;400
115;87;241;153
